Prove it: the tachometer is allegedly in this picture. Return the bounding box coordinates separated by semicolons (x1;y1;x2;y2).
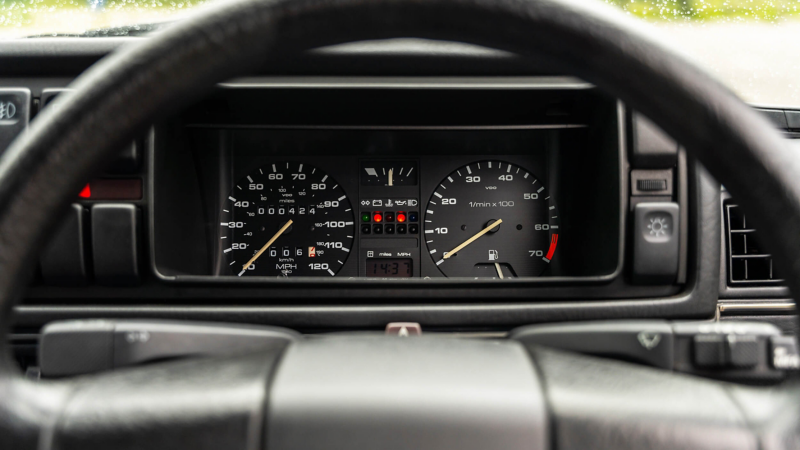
220;162;355;277
424;160;559;278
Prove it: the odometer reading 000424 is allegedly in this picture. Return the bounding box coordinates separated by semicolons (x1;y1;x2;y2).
425;160;560;278
220;162;355;277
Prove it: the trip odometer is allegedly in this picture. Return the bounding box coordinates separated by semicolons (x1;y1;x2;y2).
424;160;560;278
220;162;355;277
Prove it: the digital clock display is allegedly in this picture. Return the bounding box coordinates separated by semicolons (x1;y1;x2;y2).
366;258;413;277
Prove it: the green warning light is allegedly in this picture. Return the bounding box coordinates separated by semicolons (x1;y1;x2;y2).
361;212;371;223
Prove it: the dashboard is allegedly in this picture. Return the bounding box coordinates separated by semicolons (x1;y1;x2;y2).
0;38;793;335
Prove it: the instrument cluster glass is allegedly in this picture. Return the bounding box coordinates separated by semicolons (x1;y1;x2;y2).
219;154;562;279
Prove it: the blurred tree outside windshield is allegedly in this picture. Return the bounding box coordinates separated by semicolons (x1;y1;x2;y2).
1;0;799;104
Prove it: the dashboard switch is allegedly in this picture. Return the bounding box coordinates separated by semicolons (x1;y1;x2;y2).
727;335;760;368
693;334;760;369
40;204;87;286
632;202;679;284
91;204;141;286
0;88;30;155
631;169;673;196
693;334;727;368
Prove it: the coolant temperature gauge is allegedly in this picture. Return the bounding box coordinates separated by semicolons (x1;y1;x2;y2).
361;161;418;186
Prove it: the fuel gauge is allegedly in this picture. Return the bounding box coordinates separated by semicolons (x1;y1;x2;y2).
361;161;418;186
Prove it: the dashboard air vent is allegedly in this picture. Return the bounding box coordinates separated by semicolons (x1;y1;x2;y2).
724;201;783;286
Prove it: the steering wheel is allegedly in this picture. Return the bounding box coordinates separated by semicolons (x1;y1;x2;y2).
2;0;799;448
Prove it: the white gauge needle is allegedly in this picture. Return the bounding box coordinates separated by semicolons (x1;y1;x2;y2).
495;263;504;279
388;168;393;186
443;219;502;259
240;219;293;274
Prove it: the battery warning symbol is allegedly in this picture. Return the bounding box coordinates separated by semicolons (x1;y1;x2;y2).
308;247;316;258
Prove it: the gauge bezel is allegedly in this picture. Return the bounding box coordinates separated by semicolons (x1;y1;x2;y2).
149;85;628;287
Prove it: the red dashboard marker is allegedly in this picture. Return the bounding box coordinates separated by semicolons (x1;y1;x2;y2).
373;212;383;223
545;234;559;260
78;184;91;198
396;212;407;223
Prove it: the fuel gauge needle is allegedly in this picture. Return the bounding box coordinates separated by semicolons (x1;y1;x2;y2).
443;219;502;259
388;168;393;186
240;219;293;275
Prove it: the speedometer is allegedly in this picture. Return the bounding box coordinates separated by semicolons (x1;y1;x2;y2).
424;160;560;278
220;162;355;277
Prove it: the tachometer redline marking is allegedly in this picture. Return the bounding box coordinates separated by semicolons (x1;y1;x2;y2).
543;234;559;263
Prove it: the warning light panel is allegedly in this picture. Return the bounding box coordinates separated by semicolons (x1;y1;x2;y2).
76;178;142;200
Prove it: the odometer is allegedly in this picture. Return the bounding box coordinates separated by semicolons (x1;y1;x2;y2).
424;160;560;278
219;162;355;277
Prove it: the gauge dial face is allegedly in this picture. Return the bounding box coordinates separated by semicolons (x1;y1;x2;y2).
220;162;355;277
424;160;560;278
360;161;418;186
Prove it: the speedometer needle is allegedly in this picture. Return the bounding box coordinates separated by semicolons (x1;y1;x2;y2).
443;219;502;259
240;219;293;274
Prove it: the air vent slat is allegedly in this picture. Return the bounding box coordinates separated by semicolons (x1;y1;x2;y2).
725;201;783;286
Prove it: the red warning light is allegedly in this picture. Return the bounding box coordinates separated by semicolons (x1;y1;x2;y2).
396;212;407;223
78;184;91;198
373;212;383;223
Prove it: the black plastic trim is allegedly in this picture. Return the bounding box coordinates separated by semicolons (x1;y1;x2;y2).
14;156;719;329
146;87;626;287
718;189;790;299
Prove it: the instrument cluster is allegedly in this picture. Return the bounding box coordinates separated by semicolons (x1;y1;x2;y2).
151;88;622;284
220;157;560;279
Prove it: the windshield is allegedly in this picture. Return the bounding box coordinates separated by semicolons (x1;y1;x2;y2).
1;0;798;105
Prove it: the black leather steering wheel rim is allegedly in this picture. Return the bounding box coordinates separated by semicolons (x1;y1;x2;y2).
0;0;797;446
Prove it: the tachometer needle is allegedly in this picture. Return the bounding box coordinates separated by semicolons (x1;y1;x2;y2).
495;263;505;279
388;168;393;186
443;219;502;259
240;219;293;274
